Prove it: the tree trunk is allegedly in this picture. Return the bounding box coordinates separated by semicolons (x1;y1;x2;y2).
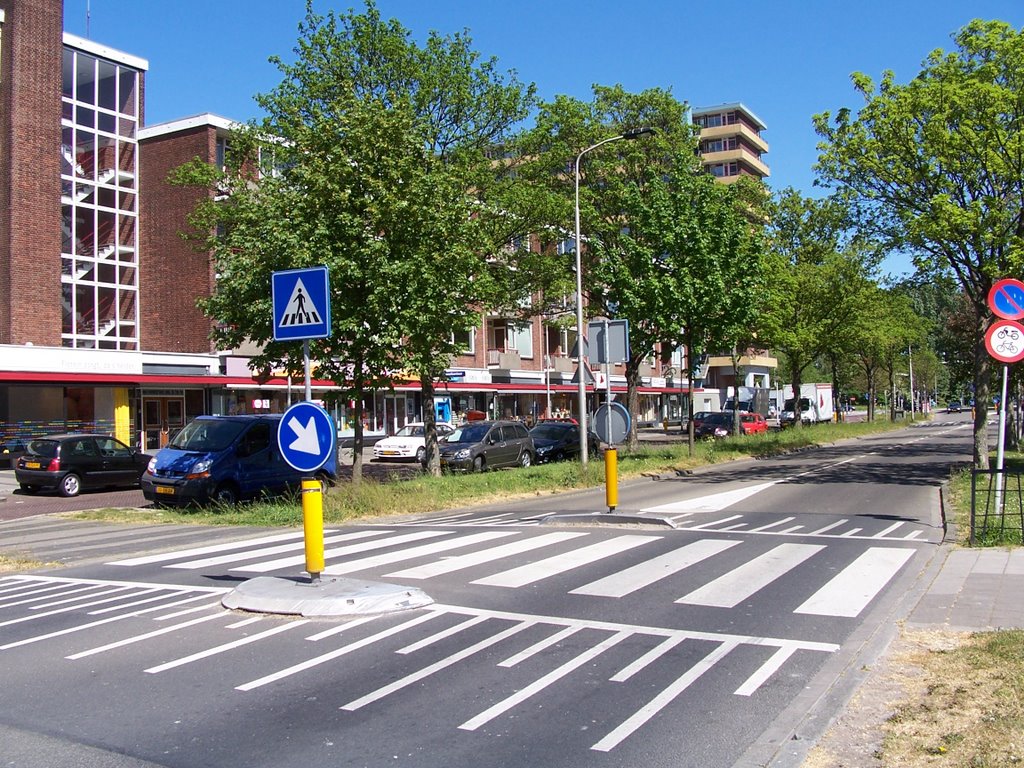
351;378;364;486
789;354;804;430
421;374;441;477
625;355;642;451
973;305;991;469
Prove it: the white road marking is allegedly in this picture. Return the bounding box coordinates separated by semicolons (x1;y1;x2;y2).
322;531;516;576
472;535;658;588
571;539;741;598
166;530;388;569
459;631;633;732
795;547;916;617
236;611;443;691
641;482;778;514
735;645;798;696
107;530;313;566
677;543;826;608
237;530;453;573
591;640;739;752
67;613;225;659
387;532;585;580
146;621;310;674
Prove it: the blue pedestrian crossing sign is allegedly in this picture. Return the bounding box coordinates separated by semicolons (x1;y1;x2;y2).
272;267;331;341
278;401;336;473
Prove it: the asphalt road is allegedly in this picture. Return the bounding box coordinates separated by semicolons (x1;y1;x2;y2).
0;414;971;767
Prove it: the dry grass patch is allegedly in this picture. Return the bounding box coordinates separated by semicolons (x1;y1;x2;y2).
805;627;1024;767
0;554;52;572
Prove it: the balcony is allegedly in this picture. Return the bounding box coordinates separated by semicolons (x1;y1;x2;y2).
698;122;769;153
544;354;574;373
701;147;770;179
487;348;522;369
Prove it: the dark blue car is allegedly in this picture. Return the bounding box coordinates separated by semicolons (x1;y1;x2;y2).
140;415;336;506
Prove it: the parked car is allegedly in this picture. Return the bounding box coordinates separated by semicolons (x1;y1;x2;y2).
372;421;454;463
528;420;599;463
685;411;715;432
141;414;336;506
15;433;151;497
738;413;769;435
437;420;534;472
694;412;739;439
0;437;29;469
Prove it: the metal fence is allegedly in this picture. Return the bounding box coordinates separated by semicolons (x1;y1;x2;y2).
970;468;1024;546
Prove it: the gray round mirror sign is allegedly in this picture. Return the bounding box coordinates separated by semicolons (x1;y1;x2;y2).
593;402;630;445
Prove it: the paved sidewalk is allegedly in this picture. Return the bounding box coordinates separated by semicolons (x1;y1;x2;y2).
908;546;1024;630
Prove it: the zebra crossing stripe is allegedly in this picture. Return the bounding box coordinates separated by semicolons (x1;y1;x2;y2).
108;530;311;567
795;547;916;617
472;535;658;588
386;532;587;580
459;631;633;732
571;539;741;598
166;530;388;570
592;640;739;752
235;530;453;574
323;531;517;576
677;543;825;608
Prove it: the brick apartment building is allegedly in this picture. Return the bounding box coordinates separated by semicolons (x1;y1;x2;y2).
0;0;771;448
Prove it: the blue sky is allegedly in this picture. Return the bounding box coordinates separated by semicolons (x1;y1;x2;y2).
64;1;1024;278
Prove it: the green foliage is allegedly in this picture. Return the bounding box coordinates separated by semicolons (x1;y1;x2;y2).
814;18;1024;465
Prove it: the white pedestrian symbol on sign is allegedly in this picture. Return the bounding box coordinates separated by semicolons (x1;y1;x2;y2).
278;278;322;327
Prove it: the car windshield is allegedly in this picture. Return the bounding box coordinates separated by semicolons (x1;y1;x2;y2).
447;424;490;444
168;419;249;451
25;439;59;458
692;411;713;421
530;424;570;440
395;425;425;438
705;414;732;425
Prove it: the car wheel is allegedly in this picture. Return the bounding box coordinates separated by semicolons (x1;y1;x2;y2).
213;484;239;505
19;484;38;494
472;455;486;473
553;450;565;462
519;451;532;468
415;446;426;464
59;473;82;497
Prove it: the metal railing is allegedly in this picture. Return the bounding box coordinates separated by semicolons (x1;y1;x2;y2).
970;468;1024;545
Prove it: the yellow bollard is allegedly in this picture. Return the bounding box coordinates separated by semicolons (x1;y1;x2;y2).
301;478;325;582
605;448;618;512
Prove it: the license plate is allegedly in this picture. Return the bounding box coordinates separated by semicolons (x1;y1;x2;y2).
25;461;41;469
156;486;176;495
381;450;398;456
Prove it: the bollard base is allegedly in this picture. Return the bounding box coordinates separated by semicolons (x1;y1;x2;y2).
222;575;433;618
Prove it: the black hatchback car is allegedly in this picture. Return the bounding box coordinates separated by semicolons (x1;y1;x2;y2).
528;421;600;463
15;434;152;497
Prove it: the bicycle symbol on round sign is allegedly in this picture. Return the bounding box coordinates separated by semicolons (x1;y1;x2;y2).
985;319;1024;363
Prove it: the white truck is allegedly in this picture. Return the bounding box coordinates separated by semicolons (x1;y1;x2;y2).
777;383;834;426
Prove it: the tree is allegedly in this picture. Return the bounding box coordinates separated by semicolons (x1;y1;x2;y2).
760;189;874;428
523;86;767;451
814;19;1024;467
174;1;540;479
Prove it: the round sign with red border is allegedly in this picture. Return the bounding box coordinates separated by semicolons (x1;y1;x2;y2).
988;278;1024;320
985;319;1024;363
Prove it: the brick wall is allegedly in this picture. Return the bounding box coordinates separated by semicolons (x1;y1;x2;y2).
138;126;216;353
0;0;63;346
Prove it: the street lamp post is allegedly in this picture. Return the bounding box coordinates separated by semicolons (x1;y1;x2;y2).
573;128;655;466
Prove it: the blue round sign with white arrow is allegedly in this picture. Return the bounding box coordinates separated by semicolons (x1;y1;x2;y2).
278;401;336;474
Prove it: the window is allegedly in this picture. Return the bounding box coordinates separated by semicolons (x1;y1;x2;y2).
452;327;475;353
216;136;230;170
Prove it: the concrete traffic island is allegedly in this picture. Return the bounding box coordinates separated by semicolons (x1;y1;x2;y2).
222;575;434;618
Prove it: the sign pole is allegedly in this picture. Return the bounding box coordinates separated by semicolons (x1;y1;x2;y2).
995;363;1009;517
303;339;312;403
273;267;332;586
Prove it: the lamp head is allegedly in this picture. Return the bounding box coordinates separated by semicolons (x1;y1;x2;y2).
622;127;657;140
